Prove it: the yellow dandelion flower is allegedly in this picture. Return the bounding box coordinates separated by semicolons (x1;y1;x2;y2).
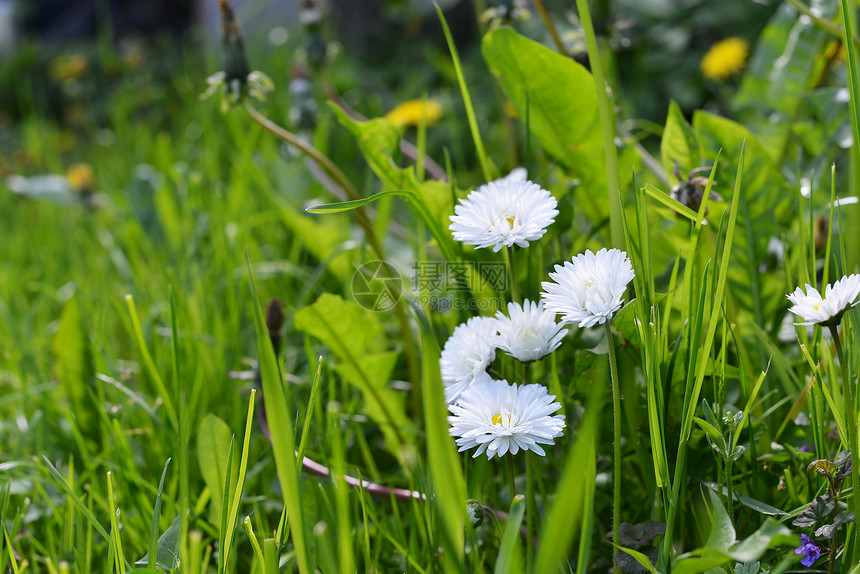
66;163;95;191
701;37;748;80
384;99;444;128
50;54;89;82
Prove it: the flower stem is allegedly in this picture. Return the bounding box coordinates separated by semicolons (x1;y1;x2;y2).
829;324;860;564
243;101;423;415
532;0;571;57
726;429;734;520
506;246;520;303
604;320;622;561
507;455;517;502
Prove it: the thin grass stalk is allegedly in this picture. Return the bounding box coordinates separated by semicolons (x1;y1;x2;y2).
436;5;493;182
168;288;189;565
246;102;421;393
506;246;520;303
604;320;623;562
507;455;517;501
840;0;860;273
829;324;860;564
574;0;623;249
532;0;571;57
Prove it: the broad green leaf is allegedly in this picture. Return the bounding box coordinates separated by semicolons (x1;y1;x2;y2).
693;112;791;319
136;514;181;570
482;27;606;207
696;479;788;516
675;496;794;572
693;417;726;454
53;292;96;438
734;0;837;157
294;294;413;458
727;519;794;562
661;101;701;186
197;414;237;523
705;489;736;553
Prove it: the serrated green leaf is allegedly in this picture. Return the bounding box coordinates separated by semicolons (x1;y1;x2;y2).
294;294;412;457
793;495;834;527
661;101;701;186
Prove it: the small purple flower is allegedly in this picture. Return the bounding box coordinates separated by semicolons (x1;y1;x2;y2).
795;534;821;567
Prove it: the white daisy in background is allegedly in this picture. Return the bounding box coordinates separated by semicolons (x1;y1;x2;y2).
439;316;498;404
786;275;860;326
541;248;635;328
448;380;565;459
448;176;558;252
494;299;568;363
500;167;528;185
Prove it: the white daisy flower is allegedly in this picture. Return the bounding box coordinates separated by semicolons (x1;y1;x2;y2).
786;275;860;326
448;380;565;459
448;177;558;252
439;316;498;404
541;248;635;328
501;167;528;184
494;299;568;363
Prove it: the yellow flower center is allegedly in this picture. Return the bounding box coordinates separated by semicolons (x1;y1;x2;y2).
492;410;517;426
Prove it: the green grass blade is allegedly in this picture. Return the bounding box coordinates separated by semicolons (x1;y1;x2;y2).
305;190;408;213
168;287;189;556
534;383;601;573
840;0;860;191
246;253;313;574
435;4;492;182
106;471;125;574
41;456;110;542
307;187;458;262
296;356;324;465
147;458;171;569
243;516;266;569
221;390;256;573
2;522;20;574
124;294;178;428
643;183;701;223
217;436;235;574
574;0;623;248
680;144;745;443
494;494;525;574
418;313;467;573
